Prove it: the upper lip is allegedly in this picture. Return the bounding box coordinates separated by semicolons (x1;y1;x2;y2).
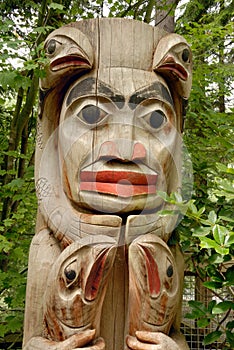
80;162;158;185
80;170;157;185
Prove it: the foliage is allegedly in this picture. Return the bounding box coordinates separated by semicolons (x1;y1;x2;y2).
0;0;233;349
174;2;234;347
159;161;234;348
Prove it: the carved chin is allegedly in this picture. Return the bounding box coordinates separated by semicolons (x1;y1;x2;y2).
59;320;92;337
77;191;164;214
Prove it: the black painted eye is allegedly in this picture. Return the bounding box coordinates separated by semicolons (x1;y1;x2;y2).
46;39;57;55
148;110;166;129
77;105;107;125
167;265;173;278
182;48;190;63
65;269;76;281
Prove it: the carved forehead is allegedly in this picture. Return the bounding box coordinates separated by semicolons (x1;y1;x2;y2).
65;69;173;108
68;18;164;70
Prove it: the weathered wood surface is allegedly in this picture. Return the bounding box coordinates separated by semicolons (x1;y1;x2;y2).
23;18;192;350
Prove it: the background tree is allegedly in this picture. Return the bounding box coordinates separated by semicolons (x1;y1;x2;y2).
175;1;234;348
0;0;233;349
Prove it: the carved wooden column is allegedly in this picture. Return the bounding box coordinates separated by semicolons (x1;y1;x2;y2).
23;18;192;350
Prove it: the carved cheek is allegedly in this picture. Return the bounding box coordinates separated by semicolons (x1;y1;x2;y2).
147;126;176;160
60;131;95;200
164;122;173;135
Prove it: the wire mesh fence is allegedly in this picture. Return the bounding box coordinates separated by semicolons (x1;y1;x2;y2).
181;274;233;350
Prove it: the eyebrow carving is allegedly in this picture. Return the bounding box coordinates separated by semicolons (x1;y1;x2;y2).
66;78;174;111
128;82;174;109
66;77;125;108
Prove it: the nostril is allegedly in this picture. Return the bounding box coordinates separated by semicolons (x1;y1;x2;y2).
98;141;120;160
132;142;146;160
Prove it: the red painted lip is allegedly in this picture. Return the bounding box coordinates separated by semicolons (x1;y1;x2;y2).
157;56;188;81
80;170;157;197
50;55;90;71
158;63;188;80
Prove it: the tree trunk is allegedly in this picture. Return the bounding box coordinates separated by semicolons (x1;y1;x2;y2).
154;0;179;32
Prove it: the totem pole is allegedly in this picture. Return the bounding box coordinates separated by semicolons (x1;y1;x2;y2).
23;18;192;350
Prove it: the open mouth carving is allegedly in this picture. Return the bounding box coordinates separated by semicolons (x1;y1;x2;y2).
80;170;158;198
156;56;188;81
50;55;91;71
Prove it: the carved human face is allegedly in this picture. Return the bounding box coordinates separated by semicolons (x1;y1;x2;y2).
59;68;181;214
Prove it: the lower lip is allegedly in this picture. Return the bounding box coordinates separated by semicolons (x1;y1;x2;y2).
80;171;157;198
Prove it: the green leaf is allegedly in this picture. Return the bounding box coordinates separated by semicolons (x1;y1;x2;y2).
219;215;234;223
215;246;229;255
199;236;219;249
225;265;234;284
208;210;217;224
227;233;234;246
216;162;234;175
193;226;211;237
0;235;13;253
188;300;207;317
7;178;25;189
206;266;224;281
48;2;64;10
212;301;234;314
208;300;216;313
0;71;18;89
226;320;234;329
0;324;6;337
172;192;183;203
199;236;229;255
212;224;228;245
203;281;223;290
203;331;222;345
226;330;234;346
3;218;14;228
157;191;171;201
189;202;198;214
197;318;210;327
208;253;224;264
6;315;22;332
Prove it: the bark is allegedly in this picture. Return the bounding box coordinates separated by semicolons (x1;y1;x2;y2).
154;0;179;32
218;0;225;113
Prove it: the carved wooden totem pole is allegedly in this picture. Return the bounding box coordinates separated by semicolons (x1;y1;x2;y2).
23;18;192;350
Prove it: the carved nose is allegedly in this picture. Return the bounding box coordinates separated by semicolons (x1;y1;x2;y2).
98;141;146;161
132;142;146;161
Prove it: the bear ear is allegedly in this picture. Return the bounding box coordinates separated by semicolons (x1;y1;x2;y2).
153;33;192;99
41;26;94;90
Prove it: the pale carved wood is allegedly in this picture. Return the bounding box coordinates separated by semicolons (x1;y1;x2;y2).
23;18;192;350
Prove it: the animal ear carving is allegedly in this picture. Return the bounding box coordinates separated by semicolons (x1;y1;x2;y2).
153;34;192;99
41;27;94;90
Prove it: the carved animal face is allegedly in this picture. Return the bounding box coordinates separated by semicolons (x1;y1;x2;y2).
43;242;116;341
128;234;179;335
58;69;181;214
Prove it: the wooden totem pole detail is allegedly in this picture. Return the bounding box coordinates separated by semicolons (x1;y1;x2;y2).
23;18;192;350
